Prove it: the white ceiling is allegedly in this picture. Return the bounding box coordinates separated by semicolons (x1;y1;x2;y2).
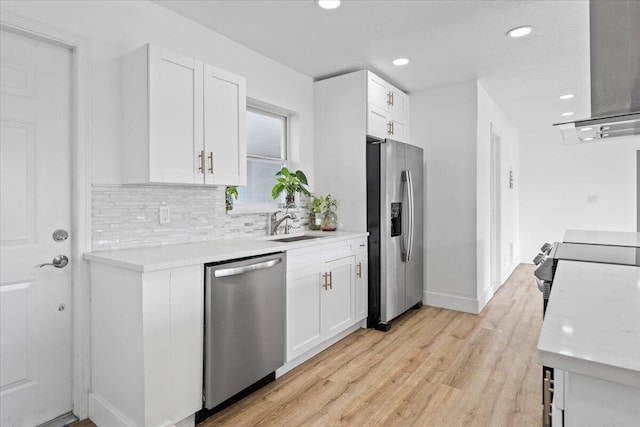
154;0;591;133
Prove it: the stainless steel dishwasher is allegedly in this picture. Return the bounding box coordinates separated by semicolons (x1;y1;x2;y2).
203;252;285;410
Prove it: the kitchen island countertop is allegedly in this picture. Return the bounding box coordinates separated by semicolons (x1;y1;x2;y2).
564;229;640;247
84;231;368;272
537;260;640;388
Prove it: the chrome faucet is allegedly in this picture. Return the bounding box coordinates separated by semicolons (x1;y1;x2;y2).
269;210;297;235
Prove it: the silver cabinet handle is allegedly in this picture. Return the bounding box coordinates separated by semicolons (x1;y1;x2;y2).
38;255;69;268
213;258;281;278
198;150;205;173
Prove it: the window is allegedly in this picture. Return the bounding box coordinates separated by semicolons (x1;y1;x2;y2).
237;107;287;207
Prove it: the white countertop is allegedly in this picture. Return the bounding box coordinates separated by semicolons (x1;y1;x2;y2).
537;260;640;388
564;229;640;248
84;231;368;272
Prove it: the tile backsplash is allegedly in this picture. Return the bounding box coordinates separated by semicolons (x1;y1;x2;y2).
91;184;307;251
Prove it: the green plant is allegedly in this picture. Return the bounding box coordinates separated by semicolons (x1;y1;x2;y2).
271;167;311;203
322;194;337;213
225;186;238;211
310;195;324;214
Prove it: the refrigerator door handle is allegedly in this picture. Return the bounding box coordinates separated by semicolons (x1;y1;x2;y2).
407;170;415;262
402;171;409;262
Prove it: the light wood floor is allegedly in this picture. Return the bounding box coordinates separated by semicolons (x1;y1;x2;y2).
74;264;541;427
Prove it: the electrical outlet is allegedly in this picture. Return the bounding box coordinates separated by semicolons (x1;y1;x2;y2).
159;206;171;224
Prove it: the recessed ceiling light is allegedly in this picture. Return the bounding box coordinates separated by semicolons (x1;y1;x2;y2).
561;112;575;117
392;58;410;66
580;127;593;132
506;26;533;38
583;137;594;141
559;94;575;100
317;0;341;9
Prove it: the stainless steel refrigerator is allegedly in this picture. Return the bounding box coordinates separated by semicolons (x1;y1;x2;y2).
366;139;424;331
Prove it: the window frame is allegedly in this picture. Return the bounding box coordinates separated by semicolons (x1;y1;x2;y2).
230;105;289;213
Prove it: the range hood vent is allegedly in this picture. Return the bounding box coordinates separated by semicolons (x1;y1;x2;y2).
555;0;640;144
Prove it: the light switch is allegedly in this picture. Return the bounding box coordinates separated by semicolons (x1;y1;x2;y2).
587;194;598;203
159;206;171;224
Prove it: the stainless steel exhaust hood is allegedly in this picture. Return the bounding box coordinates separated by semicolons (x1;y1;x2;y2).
555;0;640;144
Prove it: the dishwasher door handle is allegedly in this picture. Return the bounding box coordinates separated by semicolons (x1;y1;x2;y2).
212;258;282;278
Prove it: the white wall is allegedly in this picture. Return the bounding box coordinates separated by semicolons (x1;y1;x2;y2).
411;80;479;311
520;131;639;261
411;80;519;314
2;0;314;185
476;82;519;304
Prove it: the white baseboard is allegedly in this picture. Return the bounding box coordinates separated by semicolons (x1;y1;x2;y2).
276;320;365;377
477;285;494;313
502;260;520;282
89;393;135;427
423;291;481;314
174;414;195;427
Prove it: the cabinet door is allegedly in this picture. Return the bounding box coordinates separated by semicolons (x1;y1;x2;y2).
323;256;355;339
203;64;247;186
355;252;368;321
388;88;409;122
367;105;391;140
367;73;390;112
148;45;203;184
287;265;324;361
390;118;407;142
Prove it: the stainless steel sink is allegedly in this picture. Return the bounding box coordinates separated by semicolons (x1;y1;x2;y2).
271;235;326;243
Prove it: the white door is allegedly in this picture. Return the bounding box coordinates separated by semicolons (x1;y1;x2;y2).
0;29;73;426
490;124;502;289
367;105;390;141
286;265;323;361
367;72;390;112
324;256;355;339
148;45;203;184
203;64;246;186
388;88;408;122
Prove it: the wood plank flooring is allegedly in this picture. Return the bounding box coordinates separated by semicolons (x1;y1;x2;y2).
73;263;542;427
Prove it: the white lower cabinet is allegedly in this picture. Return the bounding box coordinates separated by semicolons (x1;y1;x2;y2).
88;262;203;427
561;371;640;427
286;238;368;362
324;256;356;338
287;265;324;358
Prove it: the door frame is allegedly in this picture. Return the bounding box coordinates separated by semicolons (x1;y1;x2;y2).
489;123;502;290
1;9;92;419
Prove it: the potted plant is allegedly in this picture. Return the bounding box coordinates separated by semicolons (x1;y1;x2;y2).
225;186;238;211
321;194;338;232
309;195;324;230
271;166;311;207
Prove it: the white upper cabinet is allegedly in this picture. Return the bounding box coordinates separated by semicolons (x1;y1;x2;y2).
123;44;246;186
366;71;410;142
203;65;246;186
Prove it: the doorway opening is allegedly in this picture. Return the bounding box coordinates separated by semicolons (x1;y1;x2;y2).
490;124;502;290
